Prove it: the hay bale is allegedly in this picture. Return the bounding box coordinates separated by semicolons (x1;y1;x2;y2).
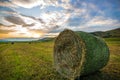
11;42;14;44
29;42;31;44
54;29;109;80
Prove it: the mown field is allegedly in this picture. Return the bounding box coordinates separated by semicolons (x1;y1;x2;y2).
0;38;120;80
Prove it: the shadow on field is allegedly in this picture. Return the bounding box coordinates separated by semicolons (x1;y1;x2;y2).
75;71;120;80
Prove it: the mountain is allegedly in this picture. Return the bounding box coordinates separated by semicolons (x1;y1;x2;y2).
90;28;120;38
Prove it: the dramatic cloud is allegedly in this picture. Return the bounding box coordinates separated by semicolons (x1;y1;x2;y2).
23;23;35;27
9;0;72;9
86;16;120;27
66;16;120;32
4;14;37;27
39;11;70;28
11;0;40;8
0;0;17;8
4;16;26;25
0;29;15;34
0;23;16;34
11;0;58;9
0;6;15;13
0;0;120;38
44;32;59;38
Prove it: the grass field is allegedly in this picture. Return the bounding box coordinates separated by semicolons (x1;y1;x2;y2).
0;38;120;80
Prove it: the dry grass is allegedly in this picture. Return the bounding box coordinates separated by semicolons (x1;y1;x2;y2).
0;37;119;80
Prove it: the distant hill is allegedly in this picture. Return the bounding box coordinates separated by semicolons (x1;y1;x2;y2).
38;28;120;42
38;37;54;42
0;38;39;42
0;28;119;42
90;28;120;38
0;39;8;42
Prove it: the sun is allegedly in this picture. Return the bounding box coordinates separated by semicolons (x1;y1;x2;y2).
33;34;40;38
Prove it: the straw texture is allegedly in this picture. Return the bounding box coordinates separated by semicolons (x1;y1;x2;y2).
54;29;109;80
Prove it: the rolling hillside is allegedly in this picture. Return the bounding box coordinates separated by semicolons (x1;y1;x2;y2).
90;28;120;38
38;28;120;41
0;28;119;42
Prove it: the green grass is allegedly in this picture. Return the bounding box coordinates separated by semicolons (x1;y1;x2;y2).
0;38;120;80
104;37;120;44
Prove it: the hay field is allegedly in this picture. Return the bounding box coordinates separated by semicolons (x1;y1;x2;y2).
0;38;120;80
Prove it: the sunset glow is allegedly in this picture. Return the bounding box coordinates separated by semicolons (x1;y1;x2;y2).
0;0;120;39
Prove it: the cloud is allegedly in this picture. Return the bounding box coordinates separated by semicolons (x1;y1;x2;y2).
3;12;61;37
0;0;17;8
3;14;44;38
44;32;59;37
0;6;17;18
9;0;71;9
0;23;15;27
0;6;15;13
0;0;120;38
16;10;70;33
0;23;16;33
86;16;120;27
4;15;26;25
39;11;70;27
61;1;120;32
4;14;37;27
11;0;40;8
29;29;46;33
0;23;4;26
1;0;88;33
66;16;120;32
10;0;58;9
23;23;35;27
0;29;15;34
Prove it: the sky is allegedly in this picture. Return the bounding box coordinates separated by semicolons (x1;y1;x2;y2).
0;0;120;38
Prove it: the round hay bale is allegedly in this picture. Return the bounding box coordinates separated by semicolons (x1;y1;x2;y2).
11;42;14;44
54;29;109;80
